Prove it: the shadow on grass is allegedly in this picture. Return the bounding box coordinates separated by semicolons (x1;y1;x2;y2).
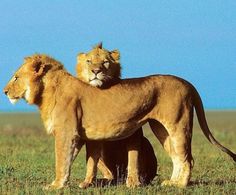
93;178;121;187
189;179;236;187
83;178;159;188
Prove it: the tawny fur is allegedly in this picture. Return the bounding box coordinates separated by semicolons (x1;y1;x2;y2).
4;54;236;190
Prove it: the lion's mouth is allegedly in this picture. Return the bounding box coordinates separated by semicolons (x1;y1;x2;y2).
8;97;20;105
89;79;103;87
7;91;26;105
7;88;31;105
89;77;100;81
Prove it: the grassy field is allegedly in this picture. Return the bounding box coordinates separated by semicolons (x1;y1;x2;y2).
0;112;235;194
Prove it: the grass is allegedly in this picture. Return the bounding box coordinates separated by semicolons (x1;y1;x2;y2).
0;111;235;194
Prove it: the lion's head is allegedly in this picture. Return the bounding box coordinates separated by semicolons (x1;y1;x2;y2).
4;54;64;105
76;43;121;88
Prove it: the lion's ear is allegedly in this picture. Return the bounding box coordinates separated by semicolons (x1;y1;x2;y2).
32;60;50;77
24;56;32;62
110;50;120;63
77;53;86;63
93;42;102;49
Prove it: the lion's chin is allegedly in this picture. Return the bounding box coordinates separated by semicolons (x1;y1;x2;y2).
8;98;19;105
89;79;103;87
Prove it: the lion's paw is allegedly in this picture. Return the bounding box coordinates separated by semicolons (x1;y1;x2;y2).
161;180;174;186
79;181;92;189
126;176;141;188
103;175;114;181
43;181;65;190
161;180;186;188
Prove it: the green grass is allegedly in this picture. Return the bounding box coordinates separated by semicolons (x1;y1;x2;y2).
0;111;235;194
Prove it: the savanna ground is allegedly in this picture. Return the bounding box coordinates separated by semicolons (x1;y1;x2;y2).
0;111;235;194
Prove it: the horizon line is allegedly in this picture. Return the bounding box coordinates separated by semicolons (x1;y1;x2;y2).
1;109;236;114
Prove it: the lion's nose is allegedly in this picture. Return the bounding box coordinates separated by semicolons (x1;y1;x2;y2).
92;69;101;75
3;89;8;95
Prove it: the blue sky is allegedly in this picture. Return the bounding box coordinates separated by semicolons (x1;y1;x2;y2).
0;0;236;111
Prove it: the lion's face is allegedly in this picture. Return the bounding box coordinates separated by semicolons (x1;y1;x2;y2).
76;44;121;87
4;56;48;105
4;68;29;104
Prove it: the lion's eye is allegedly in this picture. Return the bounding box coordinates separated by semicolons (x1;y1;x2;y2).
86;59;92;64
103;60;109;69
13;76;18;82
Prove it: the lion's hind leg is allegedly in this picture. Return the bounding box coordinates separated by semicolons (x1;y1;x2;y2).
167;110;194;188
149;119;193;188
163;124;193;188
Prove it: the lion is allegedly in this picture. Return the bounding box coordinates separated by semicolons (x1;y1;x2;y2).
4;54;236;190
74;43;157;187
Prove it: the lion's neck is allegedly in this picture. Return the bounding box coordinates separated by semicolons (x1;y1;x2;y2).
38;71;60;105
38;70;70;129
37;70;87;133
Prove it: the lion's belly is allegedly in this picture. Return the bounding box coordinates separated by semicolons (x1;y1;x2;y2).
80;120;146;141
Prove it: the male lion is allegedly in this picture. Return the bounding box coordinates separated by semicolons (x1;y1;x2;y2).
75;43;157;187
4;54;236;190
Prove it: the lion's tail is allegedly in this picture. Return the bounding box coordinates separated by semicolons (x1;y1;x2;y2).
193;87;236;162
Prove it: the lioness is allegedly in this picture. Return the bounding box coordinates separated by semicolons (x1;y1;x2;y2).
75;43;157;187
4;54;236;190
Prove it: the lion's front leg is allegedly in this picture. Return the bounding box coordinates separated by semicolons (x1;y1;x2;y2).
126;130;142;188
79;141;101;189
45;130;78;190
97;158;114;180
